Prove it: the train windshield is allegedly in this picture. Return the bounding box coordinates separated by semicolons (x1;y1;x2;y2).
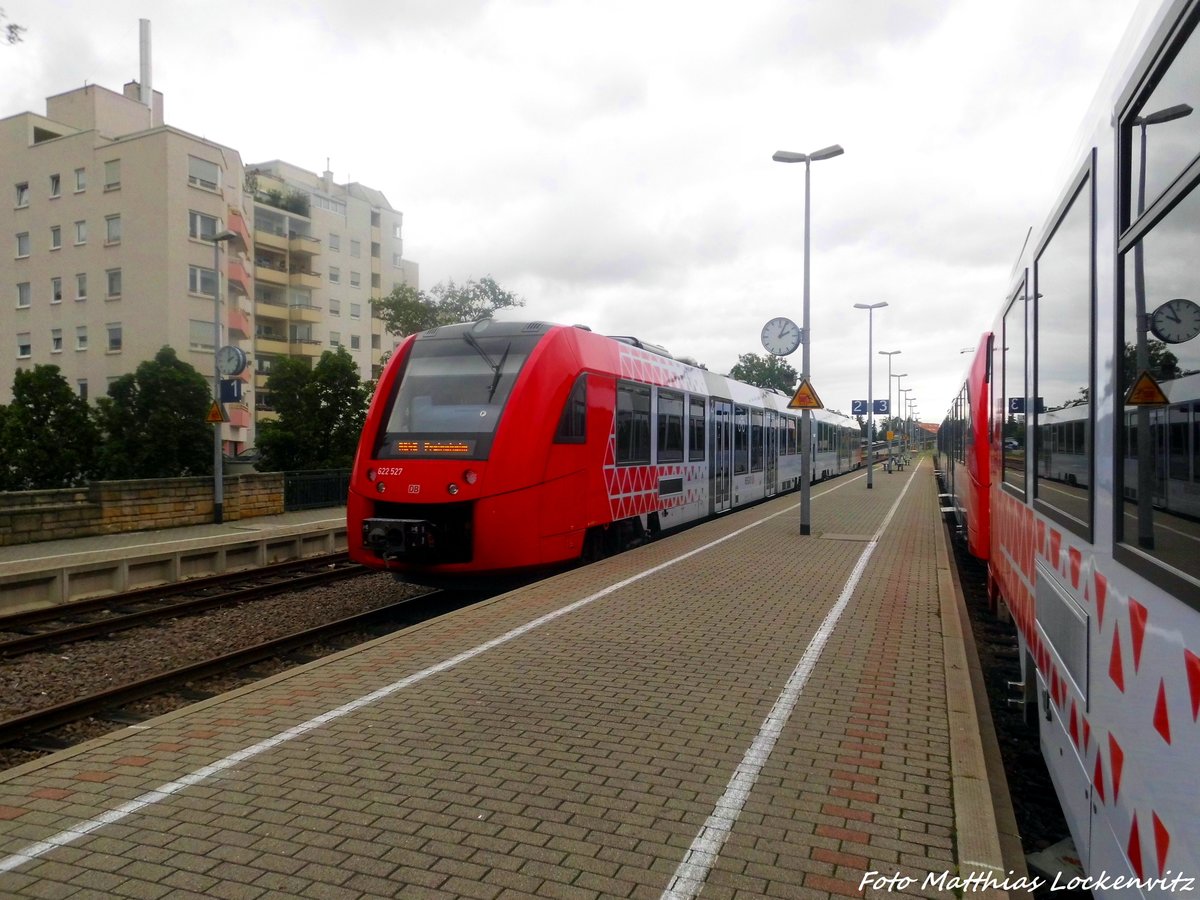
373;330;543;459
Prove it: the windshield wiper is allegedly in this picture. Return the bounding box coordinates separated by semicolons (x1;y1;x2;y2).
462;332;512;403
487;343;511;402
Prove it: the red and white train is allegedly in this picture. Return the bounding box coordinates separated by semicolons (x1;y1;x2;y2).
941;0;1199;891
348;321;863;581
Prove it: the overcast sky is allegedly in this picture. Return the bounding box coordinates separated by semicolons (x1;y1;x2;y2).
1;0;1141;420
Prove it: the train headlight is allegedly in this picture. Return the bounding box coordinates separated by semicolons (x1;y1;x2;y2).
447;483;460;495
367;468;377;481
464;469;478;485
376;481;387;494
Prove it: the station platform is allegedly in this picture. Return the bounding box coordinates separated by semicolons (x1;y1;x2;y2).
0;508;347;613
0;460;1022;899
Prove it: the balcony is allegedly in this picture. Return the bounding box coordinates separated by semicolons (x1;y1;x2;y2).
289;270;321;290
290;339;323;358
227;404;251;429
227;208;252;250
254;298;288;321
227;307;251;339
254;227;287;251
289;303;323;324
289;232;321;257
255;371;271;390
227;258;252;296
256;263;287;287
257;335;289;355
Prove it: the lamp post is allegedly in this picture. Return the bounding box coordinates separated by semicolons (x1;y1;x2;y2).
773;143;844;533
892;372;907;456
879;350;900;472
207;229;238;525
854;302;888;487
1132;103;1192;549
899;388;912;452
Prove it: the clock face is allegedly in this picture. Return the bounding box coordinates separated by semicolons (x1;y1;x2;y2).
1150;298;1200;344
761;317;802;356
216;345;247;377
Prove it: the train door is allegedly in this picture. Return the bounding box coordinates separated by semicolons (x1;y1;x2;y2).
712;399;732;512
765;410;778;496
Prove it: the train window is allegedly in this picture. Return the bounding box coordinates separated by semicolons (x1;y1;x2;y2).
1002;281;1028;496
733;405;749;475
1034;161;1093;538
688;396;705;461
787;417;797;455
616;382;652;464
657;390;684;462
750;410;764;472
1115;5;1200;594
554;374;587;444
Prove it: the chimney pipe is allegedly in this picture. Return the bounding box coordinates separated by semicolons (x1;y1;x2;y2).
139;19;152;109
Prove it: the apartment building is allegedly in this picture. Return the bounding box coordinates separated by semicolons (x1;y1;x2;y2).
1;82;418;455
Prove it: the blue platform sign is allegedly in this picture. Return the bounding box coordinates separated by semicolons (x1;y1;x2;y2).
851;399;867;415
219;379;243;403
874;399;889;414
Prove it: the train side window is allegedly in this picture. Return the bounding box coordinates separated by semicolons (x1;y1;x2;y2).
750;409;764;472
616;381;651;464
733;405;749;475
1115;9;1200;598
1034;158;1094;539
657;389;684;462
688;396;706;461
1002;279;1028;497
554;374;587;444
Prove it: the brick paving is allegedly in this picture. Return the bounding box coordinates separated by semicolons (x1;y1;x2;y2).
0;460;1009;898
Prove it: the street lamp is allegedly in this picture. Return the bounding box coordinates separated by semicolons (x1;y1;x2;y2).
1132;102;1192;549
207;229;238;525
899;388;913;452
854;302;888;487
891;372;907;454
773;143;844;533
879;350;901;472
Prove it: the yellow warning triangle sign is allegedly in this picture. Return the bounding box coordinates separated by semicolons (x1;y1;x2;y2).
206;400;229;423
787;378;824;410
1124;371;1169;407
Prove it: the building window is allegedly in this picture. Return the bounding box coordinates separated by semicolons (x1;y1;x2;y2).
17;332;30;358
329;232;340;251
16;281;31;308
392;253;404;267
350;239;361;258
106;323;122;353
51;328;63;353
371;241;380;258
189;265;217;297
329;266;340;284
104;159;120;190
350;334;360;350
15;182;29;207
76;273;87;301
372;273;381;289
76;325;87;350
77;379;87;400
50;225;61;249
371;334;381;349
51;276;62;303
350;271;361;288
105;214;121;244
74;168;86;192
393;223;402;239
187;155;219;191
330;331;341;347
49;174;60;197
329;298;340;316
189;210;218;240
16;231;30;257
74;220;87;244
189;319;214;351
106;268;122;298
350;302;361;319
371;211;380;227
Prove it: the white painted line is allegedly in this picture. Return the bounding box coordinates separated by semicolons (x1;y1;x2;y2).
661;462;921;899
0;475;860;874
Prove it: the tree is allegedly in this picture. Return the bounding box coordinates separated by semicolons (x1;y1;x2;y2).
2;7;25;44
256;347;370;471
93;347;213;479
372;276;524;338
0;365;98;490
727;353;799;394
1122;340;1181;389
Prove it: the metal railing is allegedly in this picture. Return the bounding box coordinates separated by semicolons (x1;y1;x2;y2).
283;469;350;510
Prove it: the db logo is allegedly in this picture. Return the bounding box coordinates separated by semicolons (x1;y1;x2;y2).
408;484;421;494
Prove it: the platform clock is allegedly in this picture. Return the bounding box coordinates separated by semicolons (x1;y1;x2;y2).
1149;298;1200;344
215;344;248;377
761;317;802;356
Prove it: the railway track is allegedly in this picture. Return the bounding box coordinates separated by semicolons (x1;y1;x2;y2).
0;588;476;751
0;554;364;659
